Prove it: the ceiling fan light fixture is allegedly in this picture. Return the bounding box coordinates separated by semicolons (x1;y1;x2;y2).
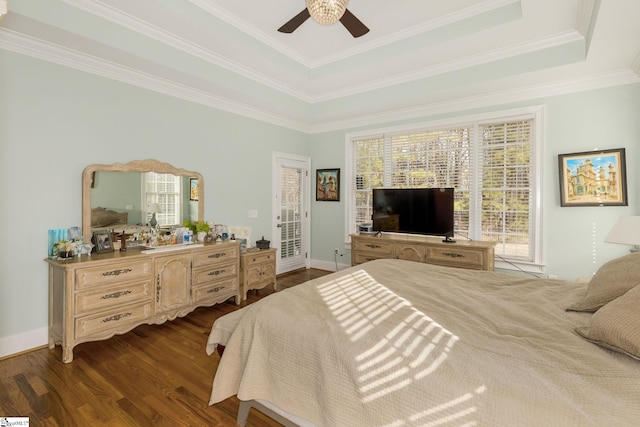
306;0;348;26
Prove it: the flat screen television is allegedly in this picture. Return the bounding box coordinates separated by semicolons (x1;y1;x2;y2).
372;188;455;241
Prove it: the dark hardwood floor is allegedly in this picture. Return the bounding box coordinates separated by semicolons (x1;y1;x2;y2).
0;268;331;427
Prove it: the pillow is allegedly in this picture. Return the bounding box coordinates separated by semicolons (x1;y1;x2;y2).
567;252;640;312
575;284;640;360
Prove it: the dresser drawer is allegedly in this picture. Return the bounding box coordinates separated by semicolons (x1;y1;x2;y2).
74;260;153;290
75;281;153;315
426;247;486;270
352;238;395;255
192;261;238;287
193;246;238;268
74;301;153;339
192;278;237;304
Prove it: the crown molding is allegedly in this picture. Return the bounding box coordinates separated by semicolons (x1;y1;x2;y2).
62;0;530;103
2;28;637;135
310;30;584;103
0;28;311;133
61;0;312;102
309;69;640;133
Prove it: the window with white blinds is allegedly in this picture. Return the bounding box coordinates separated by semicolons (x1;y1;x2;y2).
347;108;543;266
143;172;182;226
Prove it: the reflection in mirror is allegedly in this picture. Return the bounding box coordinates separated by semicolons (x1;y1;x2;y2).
82;160;204;243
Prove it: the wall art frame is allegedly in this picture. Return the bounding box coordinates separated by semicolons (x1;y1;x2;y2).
189;177;199;201
316;168;340;202
558;148;627;207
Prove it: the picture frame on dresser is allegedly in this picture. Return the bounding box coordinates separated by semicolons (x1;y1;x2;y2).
92;230;114;253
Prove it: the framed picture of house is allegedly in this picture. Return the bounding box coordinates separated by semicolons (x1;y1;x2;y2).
189;177;199;201
558;148;627;207
316;168;340;201
92;230;114;253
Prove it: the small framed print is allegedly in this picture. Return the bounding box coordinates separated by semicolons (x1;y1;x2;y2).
558;148;627;207
316;168;340;201
92;230;114;253
190;177;199;201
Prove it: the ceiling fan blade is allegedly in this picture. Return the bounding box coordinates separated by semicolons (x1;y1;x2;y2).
340;9;369;38
278;9;311;33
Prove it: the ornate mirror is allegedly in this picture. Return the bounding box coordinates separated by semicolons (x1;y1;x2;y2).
82;159;204;243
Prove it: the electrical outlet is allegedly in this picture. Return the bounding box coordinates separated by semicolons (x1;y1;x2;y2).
334;248;339;255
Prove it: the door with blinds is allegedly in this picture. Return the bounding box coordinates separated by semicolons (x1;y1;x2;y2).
272;153;310;274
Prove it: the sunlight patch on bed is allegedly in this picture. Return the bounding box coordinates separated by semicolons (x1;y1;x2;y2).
317;270;461;402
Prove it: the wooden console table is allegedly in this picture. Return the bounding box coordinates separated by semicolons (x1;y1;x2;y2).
351;233;496;271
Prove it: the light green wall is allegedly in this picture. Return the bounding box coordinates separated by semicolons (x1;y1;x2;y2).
309;84;640;280
0;51;309;340
1;48;639;348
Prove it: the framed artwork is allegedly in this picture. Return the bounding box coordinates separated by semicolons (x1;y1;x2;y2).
316;168;340;201
92;230;114;253
189;178;199;201
558;148;627;207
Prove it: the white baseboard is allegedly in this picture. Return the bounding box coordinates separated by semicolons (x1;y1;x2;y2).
0;327;48;359
310;258;350;272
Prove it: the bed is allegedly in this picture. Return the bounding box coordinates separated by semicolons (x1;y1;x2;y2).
206;257;640;426
91;207;148;236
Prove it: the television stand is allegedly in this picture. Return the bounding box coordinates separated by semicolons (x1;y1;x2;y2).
442;236;456;243
350;233;495;271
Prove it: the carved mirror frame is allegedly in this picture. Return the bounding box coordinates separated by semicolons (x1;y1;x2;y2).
82;159;204;243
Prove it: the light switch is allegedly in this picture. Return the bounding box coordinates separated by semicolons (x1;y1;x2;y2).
125;204;133;210
248;209;258;218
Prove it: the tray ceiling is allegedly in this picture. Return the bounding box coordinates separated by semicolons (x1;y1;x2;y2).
1;0;639;132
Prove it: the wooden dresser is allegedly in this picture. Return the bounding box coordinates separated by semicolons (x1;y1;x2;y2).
351;233;496;271
46;241;240;363
240;248;277;300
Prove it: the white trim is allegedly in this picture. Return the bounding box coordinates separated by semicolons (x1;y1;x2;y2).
0;29;311;133
1;28;637;133
312;70;639;133
0;327;48;359
272;152;312;274
344;105;544;265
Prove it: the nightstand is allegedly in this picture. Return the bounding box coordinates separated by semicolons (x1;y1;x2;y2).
240;248;277;300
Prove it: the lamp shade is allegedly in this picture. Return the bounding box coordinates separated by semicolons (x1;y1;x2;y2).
0;1;7;21
148;203;162;214
605;216;640;249
306;0;348;26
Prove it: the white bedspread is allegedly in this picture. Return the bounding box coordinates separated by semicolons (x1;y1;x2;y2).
207;259;640;426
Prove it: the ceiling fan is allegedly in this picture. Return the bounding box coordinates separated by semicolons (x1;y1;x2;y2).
278;0;369;38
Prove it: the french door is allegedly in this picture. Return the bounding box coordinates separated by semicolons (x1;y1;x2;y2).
272;152;310;274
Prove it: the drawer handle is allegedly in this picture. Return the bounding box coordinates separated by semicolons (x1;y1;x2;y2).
442;252;464;258
102;290;132;300
207;286;225;294
102;312;132;323
156;275;161;303
208;253;226;259
102;268;133;277
365;244;381;249
208;269;226;276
